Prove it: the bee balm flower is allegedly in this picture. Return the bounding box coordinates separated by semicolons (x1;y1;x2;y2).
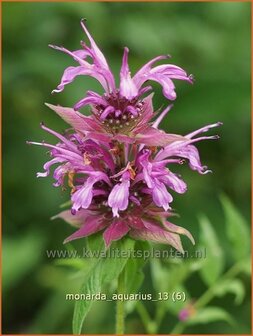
49;19;193;147
28;20;221;252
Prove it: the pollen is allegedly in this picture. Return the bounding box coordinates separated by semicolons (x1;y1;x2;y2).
83;153;91;165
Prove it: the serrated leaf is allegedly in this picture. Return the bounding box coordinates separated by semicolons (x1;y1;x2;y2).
72;235;105;334
101;238;135;283
72;236;135;334
187;306;233;326
198;214;224;286
72;260;103;334
220;194;250;261
213;279;245;305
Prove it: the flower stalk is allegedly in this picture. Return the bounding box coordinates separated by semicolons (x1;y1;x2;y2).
116;268;126;335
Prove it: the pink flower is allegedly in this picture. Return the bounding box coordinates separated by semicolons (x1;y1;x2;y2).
49;19;192;147
28;118;220;249
28;20;222;250
108;171;131;217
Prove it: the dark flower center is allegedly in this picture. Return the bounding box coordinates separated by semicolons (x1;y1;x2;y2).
94;91;145;133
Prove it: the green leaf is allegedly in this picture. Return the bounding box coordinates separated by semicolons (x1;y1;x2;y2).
72;235;105;334
213;279;245;305
236;257;251;275
101;238;135;283
86;233;105;253
124;241;150;313
125;241;150;293
220;194;250;260
151;258;191;293
198;214;224;286
187;306;233;326
150;258;171;293
72;236;135;334
72;260;103;334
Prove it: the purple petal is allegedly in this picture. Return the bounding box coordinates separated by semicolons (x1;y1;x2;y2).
164;144;210;175
148;74;177;100
49;44;90;66
133;56;191;100
186;122;223;139
45;103;96;132
128;215;145;229
135;126;185;146
52;65;108;93
130;221;184;253
52;164;70;187
119;47;138;100
100;106;115;120
49;43;112;92
125;105;138;116
163;220;195;245
108;173;130;217
71;176;97;212
103;220;129;247
137;93;154;126
151;179;173;211
72;49;90;59
80;20;116;91
80;20;110;71
182;145;210;174
84;131;113;143
40;123;78;152
51;209;92;227
113;134;136;144
133;55;169;87
37;157;65;178
160;171;187;194
64;216;106;243
152;104;173;129
74;95;108;111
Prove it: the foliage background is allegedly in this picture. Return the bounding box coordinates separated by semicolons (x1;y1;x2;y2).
2;2;251;334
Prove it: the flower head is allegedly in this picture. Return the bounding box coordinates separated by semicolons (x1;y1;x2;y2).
28;21;221;251
49;20;192;146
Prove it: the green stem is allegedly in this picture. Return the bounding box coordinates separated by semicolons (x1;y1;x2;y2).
155;304;166;332
170;260;244;334
136;302;156;334
170;321;185;335
194;260;242;308
116;268;126;335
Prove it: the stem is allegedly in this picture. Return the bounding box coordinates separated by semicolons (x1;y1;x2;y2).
116;268;126;335
136;302;156;334
194;260;243;308
148;304;166;334
170;321;185;335
170;260;244;334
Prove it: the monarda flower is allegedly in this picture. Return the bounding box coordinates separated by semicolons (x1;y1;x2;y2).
48;19;193;147
28;20;221;252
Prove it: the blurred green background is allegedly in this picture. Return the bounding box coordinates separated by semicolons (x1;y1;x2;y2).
2;2;251;334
